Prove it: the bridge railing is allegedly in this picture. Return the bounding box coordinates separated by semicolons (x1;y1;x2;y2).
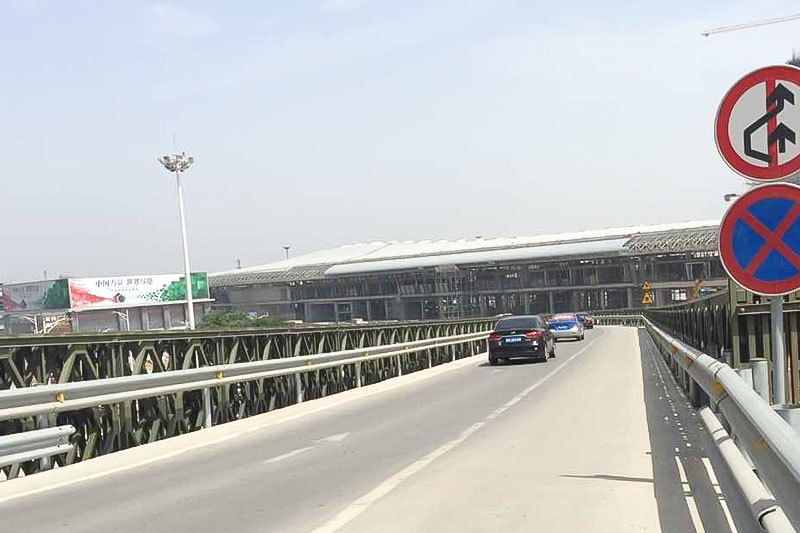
0;318;492;480
597;313;800;528
595;285;800;403
643;316;800;530
0;425;75;469
592;315;643;327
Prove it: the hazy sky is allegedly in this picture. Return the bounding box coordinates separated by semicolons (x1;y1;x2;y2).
2;1;798;282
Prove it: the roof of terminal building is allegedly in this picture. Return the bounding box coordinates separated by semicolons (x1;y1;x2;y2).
211;220;719;286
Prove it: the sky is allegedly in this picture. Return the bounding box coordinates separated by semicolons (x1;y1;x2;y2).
2;0;800;282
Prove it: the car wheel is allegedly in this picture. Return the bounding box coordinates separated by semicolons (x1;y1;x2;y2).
549;342;556;358
489;357;498;366
580;334;585;341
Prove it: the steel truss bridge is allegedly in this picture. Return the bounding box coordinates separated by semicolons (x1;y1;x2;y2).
0;319;491;479
1;298;800;532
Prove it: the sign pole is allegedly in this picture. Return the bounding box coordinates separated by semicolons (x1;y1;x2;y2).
770;296;786;405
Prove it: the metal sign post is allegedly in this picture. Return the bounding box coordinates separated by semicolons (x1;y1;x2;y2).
770;296;787;404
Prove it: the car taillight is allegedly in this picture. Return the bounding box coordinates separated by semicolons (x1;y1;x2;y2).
524;331;542;340
489;333;502;342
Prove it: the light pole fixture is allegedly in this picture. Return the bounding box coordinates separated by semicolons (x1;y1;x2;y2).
111;310;131;331
13;315;40;334
158;151;197;330
283;245;290;260
724;193;740;202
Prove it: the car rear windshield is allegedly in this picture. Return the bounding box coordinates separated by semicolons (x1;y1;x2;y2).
495;317;538;331
550;314;576;322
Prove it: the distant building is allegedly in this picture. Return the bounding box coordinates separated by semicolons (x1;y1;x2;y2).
210;221;724;322
2;273;211;334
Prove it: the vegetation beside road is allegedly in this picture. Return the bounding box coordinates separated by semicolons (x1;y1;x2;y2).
199;310;286;330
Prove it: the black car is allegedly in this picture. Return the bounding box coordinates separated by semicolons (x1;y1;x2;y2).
488;315;555;365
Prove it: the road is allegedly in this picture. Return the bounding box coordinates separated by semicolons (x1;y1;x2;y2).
0;327;756;532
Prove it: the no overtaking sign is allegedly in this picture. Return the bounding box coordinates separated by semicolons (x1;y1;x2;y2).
715;65;800;182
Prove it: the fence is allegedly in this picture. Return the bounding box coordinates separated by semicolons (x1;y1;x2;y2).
0;318;492;480
0;426;75;469
643;316;800;530
595;282;800;403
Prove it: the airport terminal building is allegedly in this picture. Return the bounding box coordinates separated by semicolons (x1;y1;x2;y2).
210;221;725;322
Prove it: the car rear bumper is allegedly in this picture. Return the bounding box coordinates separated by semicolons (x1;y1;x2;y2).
489;345;547;360
552;329;582;340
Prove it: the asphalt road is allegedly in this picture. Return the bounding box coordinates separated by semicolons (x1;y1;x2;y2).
0;327;755;532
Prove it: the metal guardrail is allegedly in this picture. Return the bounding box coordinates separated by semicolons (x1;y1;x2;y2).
0;317;494;348
639;315;800;530
0;317;493;479
0;331;488;421
698;408;794;532
0;425;75;469
0;329;488;479
592;315;644;327
607;285;800;403
594;284;800;404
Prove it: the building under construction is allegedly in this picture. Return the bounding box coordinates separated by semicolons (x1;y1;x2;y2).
209;221;724;322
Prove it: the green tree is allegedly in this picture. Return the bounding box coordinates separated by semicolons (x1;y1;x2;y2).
199;310;287;330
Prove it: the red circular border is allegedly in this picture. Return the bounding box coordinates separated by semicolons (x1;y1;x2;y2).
715;65;800;181
719;183;800;295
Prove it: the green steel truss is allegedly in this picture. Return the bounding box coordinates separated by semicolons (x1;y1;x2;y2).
0;318;493;480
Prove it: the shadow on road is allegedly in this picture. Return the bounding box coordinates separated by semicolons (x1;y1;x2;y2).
561;473;654;484
477;359;549;368
636;329;758;533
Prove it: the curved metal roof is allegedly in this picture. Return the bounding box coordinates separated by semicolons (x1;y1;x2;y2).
210;220;719;286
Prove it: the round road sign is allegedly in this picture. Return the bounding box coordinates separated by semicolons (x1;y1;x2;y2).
715;65;800;182
719;183;800;295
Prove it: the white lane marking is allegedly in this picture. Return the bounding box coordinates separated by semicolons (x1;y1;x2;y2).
263;432;351;464
320;432;350;443
312;420;487;533
263;446;316;464
702;457;738;533
312;332;605;533
646;337;713;533
0;356;483;506
675;455;705;533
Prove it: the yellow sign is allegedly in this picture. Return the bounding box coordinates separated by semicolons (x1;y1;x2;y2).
642;291;654;305
641;281;651;291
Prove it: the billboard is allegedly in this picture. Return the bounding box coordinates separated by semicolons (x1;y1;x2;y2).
2;280;71;311
68;273;209;310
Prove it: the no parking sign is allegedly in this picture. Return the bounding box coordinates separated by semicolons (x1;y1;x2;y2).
719;183;800;295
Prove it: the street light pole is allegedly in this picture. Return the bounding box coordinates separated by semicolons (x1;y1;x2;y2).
283;245;290;260
158;152;196;330
111;310;131;331
175;168;196;330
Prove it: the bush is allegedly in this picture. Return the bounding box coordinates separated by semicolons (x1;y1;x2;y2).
199;310;286;330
